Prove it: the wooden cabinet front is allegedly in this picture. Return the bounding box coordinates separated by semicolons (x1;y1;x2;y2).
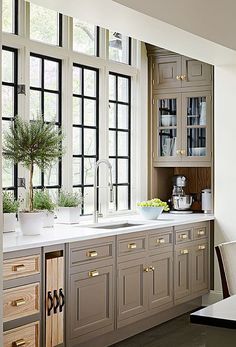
174;246;191;301
181;57;212;88
3;321;39;347
152;56;182;90
192;241;209;293
69;264;114;339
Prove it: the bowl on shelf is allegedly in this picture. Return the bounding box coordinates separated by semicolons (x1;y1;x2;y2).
190;147;206;156
161;115;172;127
137;206;164;220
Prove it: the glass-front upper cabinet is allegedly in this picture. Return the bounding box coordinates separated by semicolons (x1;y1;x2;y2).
153;94;181;162
182;91;212;163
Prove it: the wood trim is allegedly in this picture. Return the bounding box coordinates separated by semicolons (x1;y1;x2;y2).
3;255;40;281
3;321;40;347
215;246;230;299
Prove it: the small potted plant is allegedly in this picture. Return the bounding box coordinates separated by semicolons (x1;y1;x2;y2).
33;191;56;228
56;191;82;224
3;192;19;233
137;198;169;220
3;117;64;235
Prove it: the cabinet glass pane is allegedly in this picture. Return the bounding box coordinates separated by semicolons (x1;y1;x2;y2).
159;98;177;127
187;128;206;156
159;129;177;157
187;96;206;126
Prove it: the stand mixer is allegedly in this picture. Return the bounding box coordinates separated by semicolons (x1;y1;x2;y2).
170;175;193;214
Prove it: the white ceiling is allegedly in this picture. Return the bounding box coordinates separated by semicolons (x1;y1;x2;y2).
114;0;236;51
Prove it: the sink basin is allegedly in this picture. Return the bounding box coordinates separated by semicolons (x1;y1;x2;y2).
91;223;143;230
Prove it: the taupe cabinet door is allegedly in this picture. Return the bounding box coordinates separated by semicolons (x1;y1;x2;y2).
153;56;182;90
69;264;113;339
192;242;208;293
182;57;212;87
174;246;191;300
149;252;173;310
117;258;148;323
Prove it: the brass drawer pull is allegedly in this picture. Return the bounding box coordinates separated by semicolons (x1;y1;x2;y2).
198;230;205;236
157;238;165;244
13;264;25;272
181;75;186;80
128;243;137;250
180;249;189;255
89;270;99;277
149;266;155;271
143;267;149;272
12;339;26;347
87;251;98;258
176;75;181;80
198;245;206;250
13;298;26;307
180;234;188;240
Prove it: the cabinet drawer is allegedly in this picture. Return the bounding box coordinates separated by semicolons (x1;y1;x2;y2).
118;234;146;257
193;225;208;240
70;241;113;266
3;255;40;281
149;230;173;250
3;321;39;347
176;228;192;244
3;283;40;322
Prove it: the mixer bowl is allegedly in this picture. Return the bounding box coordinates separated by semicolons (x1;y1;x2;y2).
172;195;193;210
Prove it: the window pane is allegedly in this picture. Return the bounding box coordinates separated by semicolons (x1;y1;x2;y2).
2;86;14;118
30;3;59;45
84;69;96;97
109;103;116;128
73;97;82;125
118;77;129;103
73;19;97;56
30;57;41;88
44;92;58;122
2;159;14;188
118;159;128;183
73;66;82;94
83;187;94;215
2;0;14;33
30;90;41;119
84;157;95;185
118;186;129;210
109;158;116;184
109;131;116;156
33;165;41;186
109;31;130;64
44;60;59;90
2;120;11;143
84;99;96;126
44;162;59;186
109;75;116;100
73;128;82;155
118;132;129;156
73;158;82;185
84;128;96;156
118;104;129;129
2;50;14;83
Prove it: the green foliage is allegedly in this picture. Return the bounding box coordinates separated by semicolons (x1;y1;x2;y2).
137;198;170;212
3;192;19;213
33;191;55;212
58;191;83;208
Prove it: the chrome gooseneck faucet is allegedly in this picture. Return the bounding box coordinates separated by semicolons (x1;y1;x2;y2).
94;159;114;223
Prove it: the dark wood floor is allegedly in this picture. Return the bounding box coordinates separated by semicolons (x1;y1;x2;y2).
111;313;236;347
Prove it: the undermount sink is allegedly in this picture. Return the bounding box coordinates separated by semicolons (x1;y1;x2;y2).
91;223;144;230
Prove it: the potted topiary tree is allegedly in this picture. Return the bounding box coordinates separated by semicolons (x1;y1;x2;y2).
33;190;56;228
3;117;64;235
3;192;19;233
57;191;83;224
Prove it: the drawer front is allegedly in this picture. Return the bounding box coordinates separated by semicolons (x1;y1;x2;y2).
176;228;192;244
149;231;173;250
118;235;146;257
4;321;39;347
193;224;208;240
3;283;40;323
3;255;40;281
70;242;113;266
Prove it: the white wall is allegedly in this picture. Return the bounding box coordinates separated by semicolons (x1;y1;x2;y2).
0;2;3;344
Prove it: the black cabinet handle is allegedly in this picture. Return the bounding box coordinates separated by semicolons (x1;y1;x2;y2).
48;291;54;316
53;289;60;313
59;288;65;312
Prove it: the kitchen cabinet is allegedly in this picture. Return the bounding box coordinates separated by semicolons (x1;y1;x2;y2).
174;245;191;300
153;90;212;166
192;241;209;293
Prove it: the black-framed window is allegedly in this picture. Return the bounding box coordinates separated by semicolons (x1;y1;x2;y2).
109;72;131;211
73;19;99;57
2;0;18;34
29;2;63;46
72;64;99;215
109;31;131;65
2;46;18;197
30;53;62;197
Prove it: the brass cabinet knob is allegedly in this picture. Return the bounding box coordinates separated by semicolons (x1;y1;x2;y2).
89;270;99;277
87;251;98;258
176;75;181;80
13;264;25;272
13;298;26;307
143;267;149;272
180;249;189;255
181;75;186;80
198;245;206;250
157;238;165;244
12;339;26;347
149;266;155;272
128;243;137;250
180;149;186;155
180;234;188;240
176;149;181;155
198;230;205;236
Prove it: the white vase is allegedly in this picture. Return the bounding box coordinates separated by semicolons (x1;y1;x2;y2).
19;211;44;235
3;213;17;233
43;211;55;228
56;207;80;224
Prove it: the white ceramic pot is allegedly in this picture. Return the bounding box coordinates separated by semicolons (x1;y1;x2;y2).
43;211;55;228
3;213;17;233
19;211;44;235
56;207;80;224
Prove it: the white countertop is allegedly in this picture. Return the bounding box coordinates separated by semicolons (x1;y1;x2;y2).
3;213;214;253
